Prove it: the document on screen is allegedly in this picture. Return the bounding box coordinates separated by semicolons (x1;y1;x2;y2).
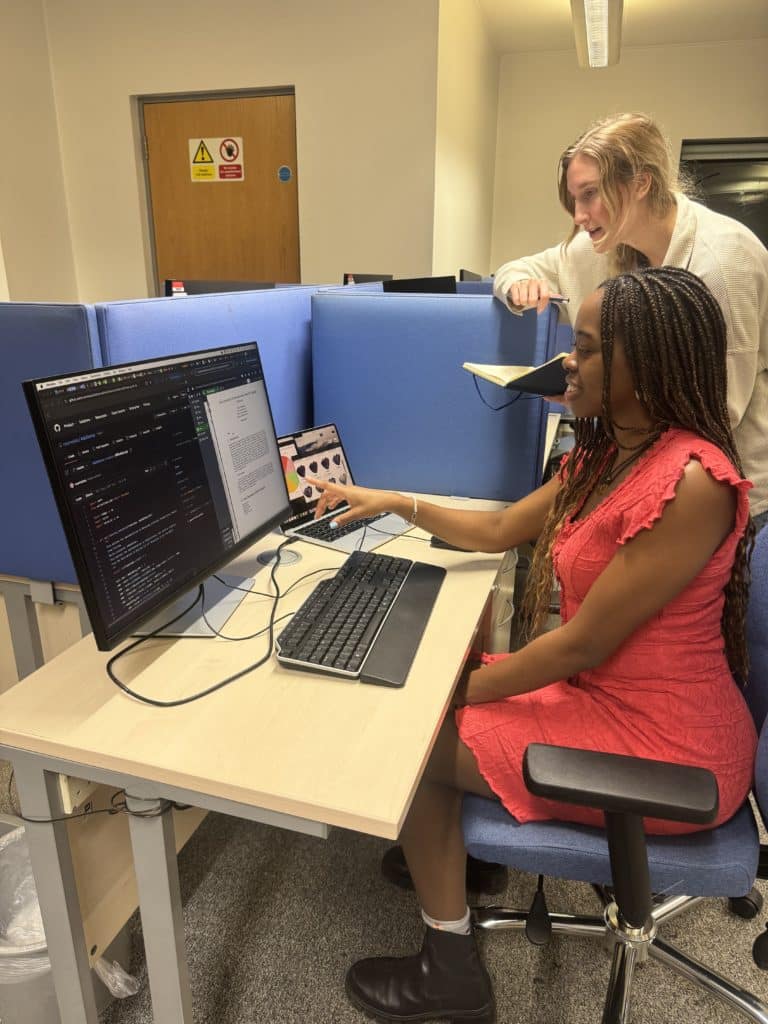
204;382;283;542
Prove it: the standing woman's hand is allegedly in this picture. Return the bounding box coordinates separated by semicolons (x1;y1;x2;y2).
306;477;397;526
507;278;556;315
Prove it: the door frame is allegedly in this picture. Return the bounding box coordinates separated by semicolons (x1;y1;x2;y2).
132;86;297;296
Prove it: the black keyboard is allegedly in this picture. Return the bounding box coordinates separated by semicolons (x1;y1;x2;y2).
295;512;385;543
276;550;446;687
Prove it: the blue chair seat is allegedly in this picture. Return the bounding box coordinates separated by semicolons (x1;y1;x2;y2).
463;794;759;898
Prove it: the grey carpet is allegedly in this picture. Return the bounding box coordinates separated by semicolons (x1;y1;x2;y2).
98;811;768;1024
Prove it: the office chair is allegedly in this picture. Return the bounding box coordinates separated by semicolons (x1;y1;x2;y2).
463;525;768;1023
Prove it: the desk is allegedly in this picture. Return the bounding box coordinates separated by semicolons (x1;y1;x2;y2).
0;506;503;1024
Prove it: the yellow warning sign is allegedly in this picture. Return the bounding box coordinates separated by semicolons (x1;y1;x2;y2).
192;140;214;164
189;137;245;182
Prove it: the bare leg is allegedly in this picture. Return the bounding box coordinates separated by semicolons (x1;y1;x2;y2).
345;715;497;1021
400;713;495;920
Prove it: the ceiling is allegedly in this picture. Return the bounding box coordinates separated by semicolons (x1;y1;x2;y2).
477;0;768;55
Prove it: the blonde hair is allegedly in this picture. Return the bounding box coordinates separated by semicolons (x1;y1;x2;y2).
557;113;687;274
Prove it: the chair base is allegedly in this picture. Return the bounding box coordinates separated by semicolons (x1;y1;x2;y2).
473;897;768;1024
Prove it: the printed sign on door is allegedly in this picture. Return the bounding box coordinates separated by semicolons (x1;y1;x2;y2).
189;137;245;181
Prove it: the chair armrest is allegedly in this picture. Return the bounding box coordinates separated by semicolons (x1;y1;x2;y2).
523;743;718;825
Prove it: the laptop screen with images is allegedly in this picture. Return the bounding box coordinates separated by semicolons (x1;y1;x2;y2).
278;424;353;529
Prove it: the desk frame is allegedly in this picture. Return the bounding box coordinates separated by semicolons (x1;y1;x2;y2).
0;577;89;682
6;745;331;1024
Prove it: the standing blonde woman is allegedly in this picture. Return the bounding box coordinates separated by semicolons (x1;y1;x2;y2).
493;112;768;529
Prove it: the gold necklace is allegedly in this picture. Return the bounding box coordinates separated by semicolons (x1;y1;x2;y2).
597;438;656;492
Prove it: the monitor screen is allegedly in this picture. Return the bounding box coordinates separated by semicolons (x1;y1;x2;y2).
24;343;290;650
382;275;456;294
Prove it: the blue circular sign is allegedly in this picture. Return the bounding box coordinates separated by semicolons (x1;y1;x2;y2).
278;165;292;183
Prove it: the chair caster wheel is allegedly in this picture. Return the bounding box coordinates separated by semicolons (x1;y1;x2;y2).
753;925;768;969
729;888;764;919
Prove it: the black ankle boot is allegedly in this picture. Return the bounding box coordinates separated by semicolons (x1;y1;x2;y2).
345;926;496;1023
381;846;508;896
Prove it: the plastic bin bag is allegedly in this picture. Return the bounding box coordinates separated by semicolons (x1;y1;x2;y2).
0;825;139;996
0;827;49;981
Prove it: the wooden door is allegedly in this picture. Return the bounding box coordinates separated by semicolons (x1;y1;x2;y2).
142;93;300;291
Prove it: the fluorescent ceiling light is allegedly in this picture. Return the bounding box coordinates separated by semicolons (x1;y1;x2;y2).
570;0;623;68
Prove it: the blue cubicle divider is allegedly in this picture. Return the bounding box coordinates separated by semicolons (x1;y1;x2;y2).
95;287;317;436
311;292;557;502
456;281;493;295
0;303;102;583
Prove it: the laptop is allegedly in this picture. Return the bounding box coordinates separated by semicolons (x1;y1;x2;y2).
277;423;412;553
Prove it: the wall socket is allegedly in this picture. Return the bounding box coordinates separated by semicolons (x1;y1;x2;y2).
57;775;99;814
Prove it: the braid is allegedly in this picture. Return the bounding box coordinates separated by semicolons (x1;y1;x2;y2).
519;267;753;679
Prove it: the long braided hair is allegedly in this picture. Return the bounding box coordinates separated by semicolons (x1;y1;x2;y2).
519;267;754;680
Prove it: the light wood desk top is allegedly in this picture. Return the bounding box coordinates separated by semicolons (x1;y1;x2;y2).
0;508;503;841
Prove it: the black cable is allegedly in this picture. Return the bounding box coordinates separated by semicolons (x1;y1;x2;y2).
105;538;297;707
282;565;340;595
367;522;431;543
211;573;273;598
6;771;190;824
471;373;536;411
200;608;293;642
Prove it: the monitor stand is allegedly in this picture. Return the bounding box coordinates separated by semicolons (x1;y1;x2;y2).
132;573;256;639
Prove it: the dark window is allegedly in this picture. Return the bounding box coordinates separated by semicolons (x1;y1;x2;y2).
681;139;768;247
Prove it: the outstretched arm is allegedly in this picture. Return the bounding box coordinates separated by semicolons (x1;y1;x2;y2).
461;460;737;704
306;474;562;554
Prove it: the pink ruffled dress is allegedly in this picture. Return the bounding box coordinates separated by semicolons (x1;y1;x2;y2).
456;428;756;834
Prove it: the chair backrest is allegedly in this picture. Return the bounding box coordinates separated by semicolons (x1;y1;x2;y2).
747;527;768;827
744;525;768;732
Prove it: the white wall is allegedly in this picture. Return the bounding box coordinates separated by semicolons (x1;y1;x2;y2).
491;38;768;270
39;0;440;301
432;0;499;277
0;0;78;301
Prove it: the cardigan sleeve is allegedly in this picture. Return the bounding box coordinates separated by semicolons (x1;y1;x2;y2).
692;224;768;430
492;244;565;310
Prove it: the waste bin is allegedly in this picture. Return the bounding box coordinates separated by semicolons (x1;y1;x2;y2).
0;819;133;1024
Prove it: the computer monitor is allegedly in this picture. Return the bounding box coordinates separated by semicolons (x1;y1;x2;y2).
382;275;457;294
458;269;483;282
24;343;290;650
163;279;276;296
341;273;393;285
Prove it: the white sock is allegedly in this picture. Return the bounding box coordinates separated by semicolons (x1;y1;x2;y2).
421;906;471;935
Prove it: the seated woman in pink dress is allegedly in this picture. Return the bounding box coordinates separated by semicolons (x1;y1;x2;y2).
308;266;757;1024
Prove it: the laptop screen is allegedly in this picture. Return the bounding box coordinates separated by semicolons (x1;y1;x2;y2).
277;423;353;528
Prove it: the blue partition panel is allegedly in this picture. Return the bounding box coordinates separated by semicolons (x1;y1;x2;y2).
95;287;316;436
0;303;101;582
457;281;493;295
311;293;557;501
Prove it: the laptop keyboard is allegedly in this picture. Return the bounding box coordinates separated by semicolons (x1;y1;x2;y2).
275;550;445;687
296;512;385;543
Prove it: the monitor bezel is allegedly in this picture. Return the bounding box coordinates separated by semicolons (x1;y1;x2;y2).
24;342;291;651
381;275;457;294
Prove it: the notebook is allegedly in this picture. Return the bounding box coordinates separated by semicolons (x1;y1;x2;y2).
277;423;412;553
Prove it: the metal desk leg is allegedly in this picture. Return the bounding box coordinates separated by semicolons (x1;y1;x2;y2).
1;582;44;680
12;757;99;1024
126;794;193;1023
